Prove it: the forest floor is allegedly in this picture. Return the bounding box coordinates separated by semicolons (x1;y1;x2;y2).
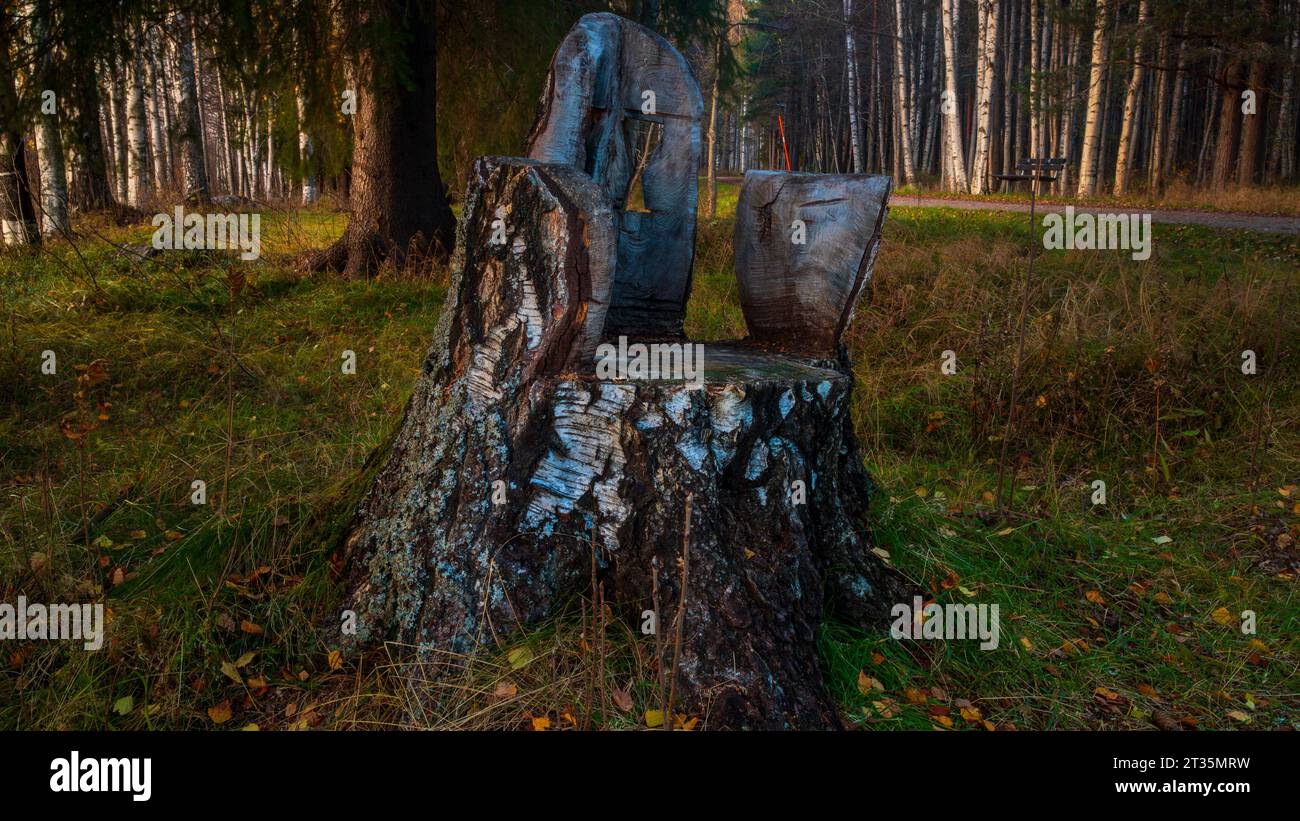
2;191;1298;731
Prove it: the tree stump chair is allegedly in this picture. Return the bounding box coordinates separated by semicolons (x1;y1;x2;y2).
335;12;909;729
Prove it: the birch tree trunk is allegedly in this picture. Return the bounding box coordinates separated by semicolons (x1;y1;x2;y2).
892;0;917;185
924;4;942;176
1056;26;1082;193
214;62;237;196
147;31;169;193
939;0;968;191
1267;16;1297;181
1028;0;1041;157
703;37;722;216
297;89;318;204
1112;0;1150;196
1000;0;1017;189
175;11;209;202
844;0;865;172
31;0;68;236
970;0;1000;194
109;66;129;203
0;12;39;246
1163;16;1189;180
1076;0;1110;197
125;47;151;208
872;19;886;173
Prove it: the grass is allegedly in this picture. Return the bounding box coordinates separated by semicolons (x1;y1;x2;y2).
2;190;1297;731
892;178;1300;218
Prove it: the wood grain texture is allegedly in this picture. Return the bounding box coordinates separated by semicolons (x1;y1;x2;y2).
526;12;703;338
734;170;892;353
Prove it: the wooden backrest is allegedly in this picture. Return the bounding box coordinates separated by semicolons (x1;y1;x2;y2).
734;171;892;354
526;12;703;338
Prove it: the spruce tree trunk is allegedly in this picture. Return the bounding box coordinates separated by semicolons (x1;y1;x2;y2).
1148;33;1172;194
1163;15;1190;181
69;69;117;213
310;0;455;277
1236;58;1267;186
1212;60;1246;189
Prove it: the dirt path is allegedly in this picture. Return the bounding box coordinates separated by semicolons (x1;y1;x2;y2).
887;196;1300;235
711;176;1298;235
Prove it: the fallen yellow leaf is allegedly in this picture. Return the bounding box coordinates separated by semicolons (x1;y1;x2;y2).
507;646;534;670
857;671;884;694
219;660;243;685
1094;686;1121;702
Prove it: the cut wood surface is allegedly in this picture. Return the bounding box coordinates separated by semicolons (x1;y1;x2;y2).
527;12;703;338
734;170;892;354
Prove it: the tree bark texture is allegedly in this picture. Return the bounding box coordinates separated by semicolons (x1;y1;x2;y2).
525;12;703;338
312;0;456;276
336;156;907;729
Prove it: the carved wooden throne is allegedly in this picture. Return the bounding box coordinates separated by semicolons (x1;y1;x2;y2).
336;12;907;729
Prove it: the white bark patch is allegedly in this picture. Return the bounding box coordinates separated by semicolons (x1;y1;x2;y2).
708;385;752;469
526;382;635;548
